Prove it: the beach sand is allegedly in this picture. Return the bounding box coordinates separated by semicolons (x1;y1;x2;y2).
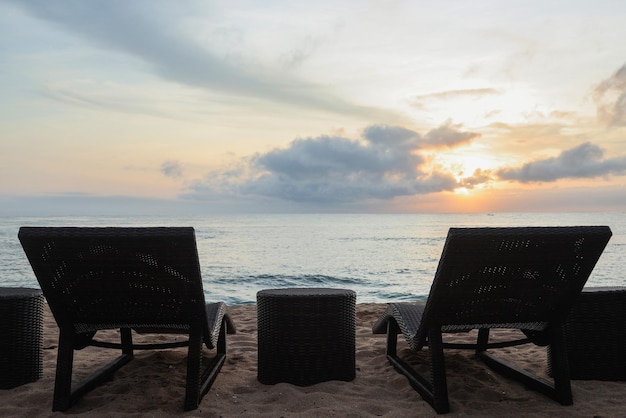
1;304;623;417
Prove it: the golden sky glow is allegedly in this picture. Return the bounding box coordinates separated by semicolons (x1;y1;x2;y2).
1;0;626;215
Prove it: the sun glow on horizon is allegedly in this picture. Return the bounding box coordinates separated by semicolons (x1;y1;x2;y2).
439;148;498;182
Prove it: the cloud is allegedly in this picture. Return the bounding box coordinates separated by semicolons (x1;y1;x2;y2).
414;88;500;101
161;160;183;179
281;35;324;69
496;142;626;183
593;63;626;126
422;122;481;148
9;0;396;119
186;123;480;205
363;122;480;149
461;168;494;188
41;81;187;120
411;88;500;110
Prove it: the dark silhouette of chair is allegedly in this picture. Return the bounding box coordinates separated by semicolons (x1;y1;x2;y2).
372;226;612;414
18;227;235;412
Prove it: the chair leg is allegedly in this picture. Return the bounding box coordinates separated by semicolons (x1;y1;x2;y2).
199;320;227;396
476;325;572;406
545;324;573;405
384;320;450;414
52;328;75;411
476;328;490;354
184;320;227;411
184;325;203;411
428;329;450;414
52;328;134;411
121;328;133;355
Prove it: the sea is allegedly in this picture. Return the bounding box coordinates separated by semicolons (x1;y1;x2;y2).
1;212;624;306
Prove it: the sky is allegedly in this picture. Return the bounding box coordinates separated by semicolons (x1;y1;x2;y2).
2;0;626;215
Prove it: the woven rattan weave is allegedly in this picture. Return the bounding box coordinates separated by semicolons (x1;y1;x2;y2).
0;287;43;389
18;227;235;411
549;286;626;380
257;288;356;386
373;226;612;414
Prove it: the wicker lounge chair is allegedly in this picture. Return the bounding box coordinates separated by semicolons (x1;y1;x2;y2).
372;226;612;414
18;227;235;412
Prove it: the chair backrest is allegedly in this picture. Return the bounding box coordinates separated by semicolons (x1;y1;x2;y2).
18;227;208;333
416;226;612;345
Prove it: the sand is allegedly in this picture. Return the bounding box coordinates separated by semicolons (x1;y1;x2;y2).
1;303;624;417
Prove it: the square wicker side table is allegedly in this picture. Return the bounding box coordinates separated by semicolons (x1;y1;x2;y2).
0;287;44;389
558;286;626;380
256;288;356;386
